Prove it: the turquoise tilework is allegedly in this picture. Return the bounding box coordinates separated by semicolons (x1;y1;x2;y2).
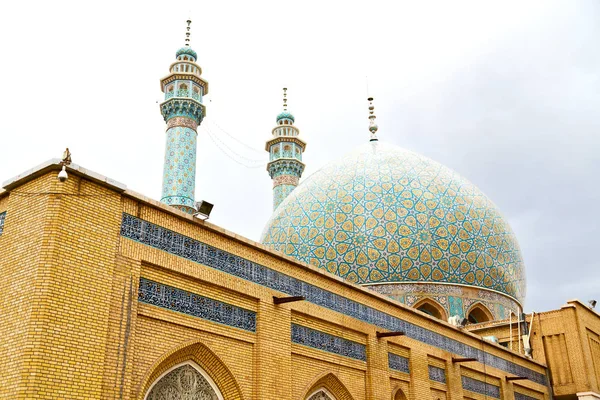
274;184;296;210
261;141;525;303
448;296;465;318
161;126;197;212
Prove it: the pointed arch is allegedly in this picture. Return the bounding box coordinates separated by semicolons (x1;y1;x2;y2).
307;387;337;400
145;361;223;400
392;386;408;400
413;298;448;321
137;340;245;400
301;372;354;400
467;302;494;323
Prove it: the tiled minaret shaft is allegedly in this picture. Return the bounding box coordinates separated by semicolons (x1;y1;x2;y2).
159;20;209;214
266;89;306;210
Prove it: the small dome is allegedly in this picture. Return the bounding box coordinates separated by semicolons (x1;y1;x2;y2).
176;46;198;61
261;141;525;305
276;111;295;123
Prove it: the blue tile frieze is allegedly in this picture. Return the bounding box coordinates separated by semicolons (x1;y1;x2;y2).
429;365;446;383
0;211;5;235
461;376;500;398
388;353;410;373
120;214;546;385
291;324;366;361
138;278;256;332
514;392;537;400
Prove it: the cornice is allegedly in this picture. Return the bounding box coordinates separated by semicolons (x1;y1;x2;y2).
160;73;209;94
265;136;307;151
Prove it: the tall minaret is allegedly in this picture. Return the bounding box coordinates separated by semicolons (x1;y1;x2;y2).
159;19;209;214
266;88;306;210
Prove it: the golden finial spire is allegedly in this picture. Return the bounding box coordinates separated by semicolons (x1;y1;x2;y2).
283;88;288;111
185;19;192;47
368;97;378;142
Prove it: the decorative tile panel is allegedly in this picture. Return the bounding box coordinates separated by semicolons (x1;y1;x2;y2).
138;278;256;332
429;365;446;383
0;211;5;235
261;141;525;303
388;353;410;373
120;214;546;385
514;392;538;400
461;376;500;399
291;324;366;361
161;126;197;213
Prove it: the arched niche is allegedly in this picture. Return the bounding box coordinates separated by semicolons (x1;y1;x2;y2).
137;341;245;400
307;388;336;400
413;298;448;321
393;387;408;400
302;373;354;400
467;303;494;323
145;361;223;400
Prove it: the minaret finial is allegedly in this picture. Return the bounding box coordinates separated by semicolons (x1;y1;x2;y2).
283;88;288;111
185;19;192;47
368;97;378;142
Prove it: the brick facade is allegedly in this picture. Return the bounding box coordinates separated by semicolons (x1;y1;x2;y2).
0;162;555;399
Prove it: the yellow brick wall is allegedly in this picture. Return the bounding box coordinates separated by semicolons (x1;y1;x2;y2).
0;172;552;400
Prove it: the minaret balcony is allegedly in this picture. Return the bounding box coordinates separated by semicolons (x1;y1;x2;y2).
165;90;202;102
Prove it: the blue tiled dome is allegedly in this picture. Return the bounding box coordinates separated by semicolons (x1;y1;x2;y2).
176;46;198;60
276;111;295;123
261;141;525;304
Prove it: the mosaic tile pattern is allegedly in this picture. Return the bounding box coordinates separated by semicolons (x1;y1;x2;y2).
161;125;197;213
368;283;517;320
514;392;538;400
291;324;366;361
448;296;464;318
388;353;410;373
0;211;5;236
138;278;256;332
429;365;446;383
261;141;525;303
268;158;305;210
273;185;296;211
461;376;500;398
120;214;546;385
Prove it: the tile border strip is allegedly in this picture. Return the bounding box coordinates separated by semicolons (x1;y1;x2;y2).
429;365;446;384
138;278;257;332
514;392;538;400
461;375;500;399
120;214;546;385
0;211;6;235
388;353;410;373
291;324;366;361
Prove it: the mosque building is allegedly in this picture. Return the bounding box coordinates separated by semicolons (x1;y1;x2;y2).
0;20;599;400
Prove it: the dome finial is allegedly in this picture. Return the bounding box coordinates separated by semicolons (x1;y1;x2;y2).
185;18;192;47
283;87;288;111
368;97;378;142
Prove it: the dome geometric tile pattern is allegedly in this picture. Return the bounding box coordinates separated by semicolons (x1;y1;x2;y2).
261;141;525;303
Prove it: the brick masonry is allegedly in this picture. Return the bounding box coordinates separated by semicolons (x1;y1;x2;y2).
0;167;562;399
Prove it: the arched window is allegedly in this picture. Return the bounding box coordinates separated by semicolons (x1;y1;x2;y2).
467;303;493;324
145;362;223;400
179;83;188;90
307;388;336;400
414;298;447;321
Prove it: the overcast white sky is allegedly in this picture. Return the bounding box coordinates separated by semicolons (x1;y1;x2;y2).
1;1;598;312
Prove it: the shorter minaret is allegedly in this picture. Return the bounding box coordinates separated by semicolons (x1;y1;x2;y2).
266;88;306;210
368;97;378;141
159;19;209;214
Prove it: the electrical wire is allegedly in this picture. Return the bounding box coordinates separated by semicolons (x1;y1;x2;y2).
204;117;264;154
201;124;267;169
